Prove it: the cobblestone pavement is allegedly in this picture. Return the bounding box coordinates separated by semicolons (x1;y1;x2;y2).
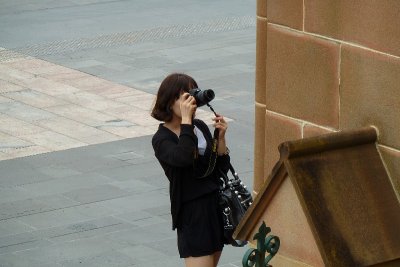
0;0;256;266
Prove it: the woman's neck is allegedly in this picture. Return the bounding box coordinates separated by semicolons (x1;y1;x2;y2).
164;117;181;133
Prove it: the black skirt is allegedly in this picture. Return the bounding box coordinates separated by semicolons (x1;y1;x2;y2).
177;191;224;258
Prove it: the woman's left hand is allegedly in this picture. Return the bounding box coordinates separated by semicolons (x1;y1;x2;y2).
212;114;228;140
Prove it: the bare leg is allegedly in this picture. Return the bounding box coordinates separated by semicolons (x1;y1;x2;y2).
185;255;214;267
213;251;222;267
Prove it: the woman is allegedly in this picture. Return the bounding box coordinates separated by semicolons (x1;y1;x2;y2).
151;73;230;267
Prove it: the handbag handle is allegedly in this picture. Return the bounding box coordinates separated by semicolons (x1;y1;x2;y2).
219;162;240;184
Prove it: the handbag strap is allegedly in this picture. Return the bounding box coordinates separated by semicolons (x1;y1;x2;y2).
218;162;237;183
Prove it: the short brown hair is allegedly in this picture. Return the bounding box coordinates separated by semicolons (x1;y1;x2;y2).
151;73;198;122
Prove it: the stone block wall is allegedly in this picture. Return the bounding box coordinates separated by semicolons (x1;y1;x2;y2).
254;0;400;197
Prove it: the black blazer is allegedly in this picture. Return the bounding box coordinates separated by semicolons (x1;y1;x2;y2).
152;119;230;229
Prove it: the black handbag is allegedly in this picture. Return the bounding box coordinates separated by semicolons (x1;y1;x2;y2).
199;104;253;246
218;163;253;247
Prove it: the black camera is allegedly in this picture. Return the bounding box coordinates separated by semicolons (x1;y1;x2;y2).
189;88;215;107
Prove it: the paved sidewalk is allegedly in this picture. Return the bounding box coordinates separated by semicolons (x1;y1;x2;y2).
0;0;255;266
0;53;216;161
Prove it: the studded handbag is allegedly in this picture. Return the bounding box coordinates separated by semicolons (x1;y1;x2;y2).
218;163;253;247
201;103;253;246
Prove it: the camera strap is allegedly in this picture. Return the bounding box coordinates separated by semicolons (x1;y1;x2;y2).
197;128;219;178
197;103;220;178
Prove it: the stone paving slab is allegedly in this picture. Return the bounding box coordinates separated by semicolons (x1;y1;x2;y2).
0;54;154;160
0;52;219;161
0;134;249;267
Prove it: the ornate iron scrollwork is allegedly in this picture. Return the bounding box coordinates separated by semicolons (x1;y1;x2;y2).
242;222;280;267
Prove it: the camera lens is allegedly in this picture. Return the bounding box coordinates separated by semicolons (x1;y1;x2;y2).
189;88;215;107
203;89;215;102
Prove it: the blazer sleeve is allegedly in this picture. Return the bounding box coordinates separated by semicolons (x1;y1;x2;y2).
217;153;230;173
153;124;198;167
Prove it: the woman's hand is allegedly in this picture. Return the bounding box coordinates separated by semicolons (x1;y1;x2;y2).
180;93;197;124
213;115;228;140
213;114;229;156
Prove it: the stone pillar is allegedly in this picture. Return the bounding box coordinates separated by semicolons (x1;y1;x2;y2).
253;0;267;194
254;0;400;198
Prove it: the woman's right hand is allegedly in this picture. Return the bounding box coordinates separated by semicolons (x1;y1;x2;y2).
180;93;197;124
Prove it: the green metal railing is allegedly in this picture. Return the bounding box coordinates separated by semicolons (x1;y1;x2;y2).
242;222;280;267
